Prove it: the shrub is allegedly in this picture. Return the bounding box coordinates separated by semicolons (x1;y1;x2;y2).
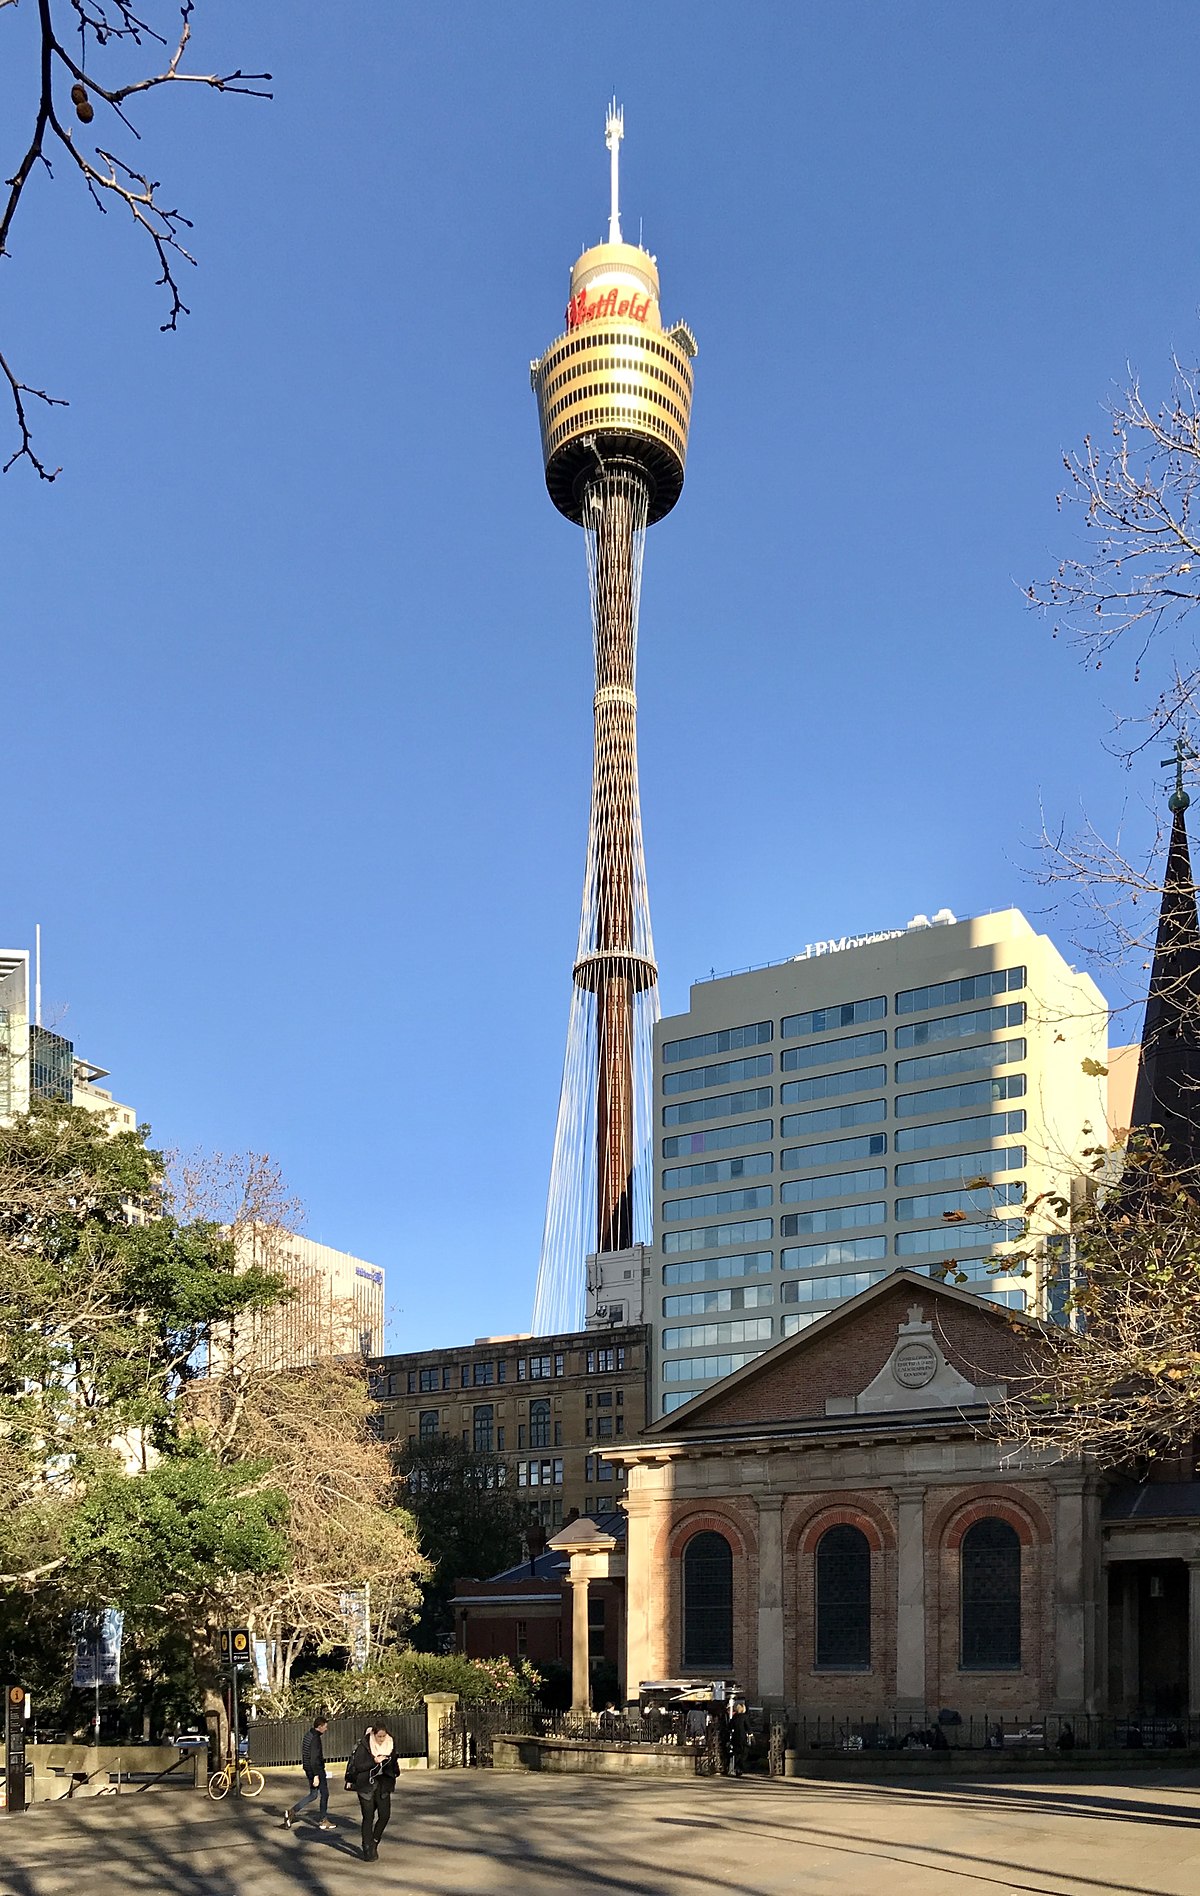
279;1650;541;1717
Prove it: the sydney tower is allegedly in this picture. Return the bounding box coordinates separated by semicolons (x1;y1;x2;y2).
530;105;696;1333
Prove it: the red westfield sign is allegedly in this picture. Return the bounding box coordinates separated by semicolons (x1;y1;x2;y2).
566;287;652;329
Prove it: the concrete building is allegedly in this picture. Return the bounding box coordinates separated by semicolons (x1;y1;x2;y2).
233;1228;386;1370
650;908;1109;1416
370;1323;648;1530
0;949;137;1129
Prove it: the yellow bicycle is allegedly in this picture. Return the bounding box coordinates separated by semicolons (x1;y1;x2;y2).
207;1755;265;1799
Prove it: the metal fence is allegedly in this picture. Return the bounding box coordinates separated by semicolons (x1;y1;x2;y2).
248;1710;426;1769
784;1711;1200;1755
438;1699;741;1772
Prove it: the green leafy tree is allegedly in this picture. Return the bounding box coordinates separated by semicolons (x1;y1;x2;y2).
395;1436;525;1650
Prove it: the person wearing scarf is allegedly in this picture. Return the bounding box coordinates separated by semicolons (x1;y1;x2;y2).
344;1724;400;1861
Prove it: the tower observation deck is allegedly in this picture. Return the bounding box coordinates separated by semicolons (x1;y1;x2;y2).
531;104;696;1335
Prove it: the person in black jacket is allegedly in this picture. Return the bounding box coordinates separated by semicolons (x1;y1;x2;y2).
344;1725;400;1861
282;1715;332;1830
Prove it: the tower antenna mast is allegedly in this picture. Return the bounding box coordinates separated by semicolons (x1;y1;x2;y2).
605;99;624;245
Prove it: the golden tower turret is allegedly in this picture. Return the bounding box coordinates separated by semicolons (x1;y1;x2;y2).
532;104;697;1334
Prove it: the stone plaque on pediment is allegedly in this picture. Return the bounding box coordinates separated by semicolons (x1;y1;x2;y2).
826;1304;1006;1415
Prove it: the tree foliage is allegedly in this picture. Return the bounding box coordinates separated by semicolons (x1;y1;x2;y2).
276;1651;542;1720
992;1136;1200;1467
395;1436;525;1650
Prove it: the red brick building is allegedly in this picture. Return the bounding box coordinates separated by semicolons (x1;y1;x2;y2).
603;1271;1198;1721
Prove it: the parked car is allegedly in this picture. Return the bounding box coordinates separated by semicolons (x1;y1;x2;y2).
162;1731;208;1750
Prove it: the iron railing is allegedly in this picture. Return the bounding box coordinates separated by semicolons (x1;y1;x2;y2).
784;1711;1200;1755
248;1710;426;1769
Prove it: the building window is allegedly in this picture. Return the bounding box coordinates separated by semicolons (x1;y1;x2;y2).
815;1525;871;1669
781;1166;886;1204
781;1235;888;1272
782;996;885;1039
406;1371;416;1394
682;1531;733;1670
779;1100;886;1140
473;1405;494;1452
554;1420;562;1445
781;1064;887;1107
662;1053;773;1096
780;1202;886;1238
894;1107;1026;1153
528;1355;552;1379
418;1409;440;1441
597;1415;614;1438
662;1150;774;1190
517;1358;527;1381
894;1001;1025;1049
419;1367;439;1393
554;1353;565;1377
780;1029;887;1073
461;1365;470;1389
497;1360;507;1384
895;1075;1026;1120
442;1366;451;1391
895;1039;1026;1085
662;1218;773;1257
662;1317;773;1350
529;1399;551;1448
662;1020;772;1065
496;1426;505;1450
473;1360;495;1387
662;1086;773;1129
896;966;1025;1016
516;1619;528;1659
662;1186;773;1224
961;1518;1021;1669
662;1250;773;1288
781;1132;887;1172
661;1119;774;1160
894;1218;1022;1257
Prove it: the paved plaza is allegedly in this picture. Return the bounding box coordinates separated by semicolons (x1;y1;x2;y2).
1;1768;1199;1895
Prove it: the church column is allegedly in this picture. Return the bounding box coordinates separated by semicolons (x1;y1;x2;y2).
1053;1480;1087;1711
756;1495;785;1705
894;1486;926;1712
569;1569;591;1715
1188;1560;1200;1719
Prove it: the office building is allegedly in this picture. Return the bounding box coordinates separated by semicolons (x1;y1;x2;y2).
650;908;1108;1415
231;1228;386;1371
370;1322;648;1530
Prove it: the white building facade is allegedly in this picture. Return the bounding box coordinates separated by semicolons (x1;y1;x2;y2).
651;909;1108;1416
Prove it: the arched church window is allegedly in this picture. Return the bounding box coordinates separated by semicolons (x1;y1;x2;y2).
682;1531;733;1669
961;1517;1021;1669
815;1524;871;1668
529;1399;551;1448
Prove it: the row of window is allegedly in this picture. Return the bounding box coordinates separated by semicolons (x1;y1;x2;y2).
680;1522;1022;1672
663;1053;773;1096
381;1344;633;1399
663;1086;773;1128
781;1028;887;1072
662;1150;774;1189
694;968;1028;1052
542;350;691;409
895;1001;1026;1048
662;1185;774;1223
662;1118;774;1159
662;1249;773;1286
543;403;687;460
663;1211;1025;1258
544;329;692;372
775;1076;1027;1140
542;380;690;434
662;1020;773;1064
662;1283;776;1317
662;1315;774;1350
664;1113;1027;1170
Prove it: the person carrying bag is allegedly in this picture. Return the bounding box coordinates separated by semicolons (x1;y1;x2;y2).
344;1724;400;1861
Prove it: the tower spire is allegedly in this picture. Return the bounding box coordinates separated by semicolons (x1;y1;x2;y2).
605;99;624;245
1130;732;1200;1174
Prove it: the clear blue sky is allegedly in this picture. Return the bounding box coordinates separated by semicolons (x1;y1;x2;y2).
3;3;1195;1350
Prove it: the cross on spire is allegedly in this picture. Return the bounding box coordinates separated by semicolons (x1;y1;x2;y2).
1161;730;1196;813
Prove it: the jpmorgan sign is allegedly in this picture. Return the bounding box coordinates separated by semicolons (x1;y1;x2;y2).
796;929;906;961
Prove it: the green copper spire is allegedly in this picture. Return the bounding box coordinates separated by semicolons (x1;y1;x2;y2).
1164;731;1194;813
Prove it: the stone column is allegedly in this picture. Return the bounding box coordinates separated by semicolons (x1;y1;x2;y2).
894;1486;926;1712
423;1692;459;1769
756;1495;785;1705
1188;1560;1200;1719
570;1572;591;1715
614;1581;628;1704
1053;1481;1087;1711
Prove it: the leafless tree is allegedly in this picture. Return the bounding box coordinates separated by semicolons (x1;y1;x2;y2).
1028;348;1200;753
0;0;269;478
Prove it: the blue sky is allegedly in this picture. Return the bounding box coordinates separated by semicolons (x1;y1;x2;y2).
3;3;1196;1350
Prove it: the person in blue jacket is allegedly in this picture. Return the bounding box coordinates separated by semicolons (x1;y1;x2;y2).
282;1714;333;1830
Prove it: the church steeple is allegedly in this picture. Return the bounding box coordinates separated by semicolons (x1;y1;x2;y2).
1130;735;1200;1174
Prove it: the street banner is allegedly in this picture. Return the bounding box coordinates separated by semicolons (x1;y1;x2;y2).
71;1608;124;1689
338;1586;370;1670
252;1639;269;1689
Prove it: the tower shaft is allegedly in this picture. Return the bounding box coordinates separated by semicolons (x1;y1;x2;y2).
581;467;653;1252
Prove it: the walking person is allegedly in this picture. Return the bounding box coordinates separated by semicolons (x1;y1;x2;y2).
282;1713;333;1831
344;1723;399;1861
728;1698;749;1777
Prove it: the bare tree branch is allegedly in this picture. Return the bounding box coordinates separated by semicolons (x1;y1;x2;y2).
0;0;270;477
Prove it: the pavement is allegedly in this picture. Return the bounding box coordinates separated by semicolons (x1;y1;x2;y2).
1;1766;1200;1894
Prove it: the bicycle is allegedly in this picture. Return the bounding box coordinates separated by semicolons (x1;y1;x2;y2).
207;1755;265;1799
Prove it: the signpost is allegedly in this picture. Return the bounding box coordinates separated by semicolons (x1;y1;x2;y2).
4;1685;28;1813
219;1629;251;1794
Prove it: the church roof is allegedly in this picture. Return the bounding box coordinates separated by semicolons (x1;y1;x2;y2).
1130;783;1200;1174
